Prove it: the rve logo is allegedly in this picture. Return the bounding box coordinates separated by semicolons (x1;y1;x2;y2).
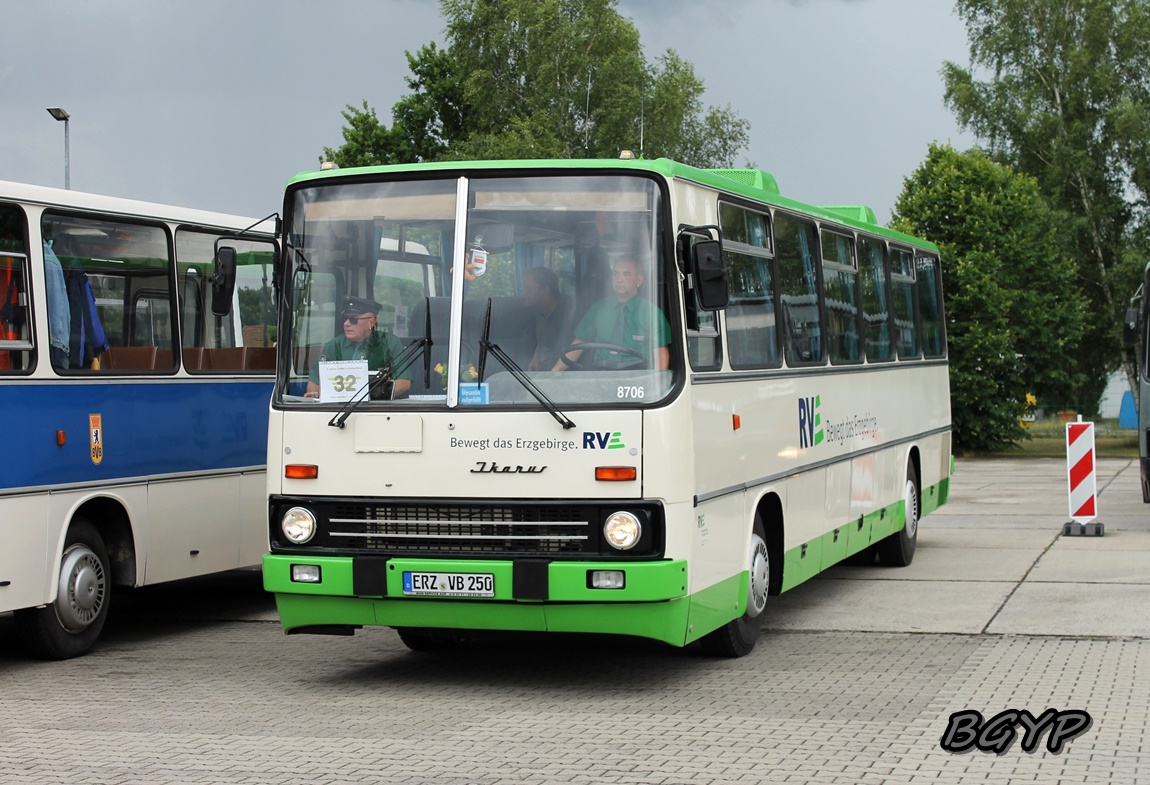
583;431;625;450
798;396;824;448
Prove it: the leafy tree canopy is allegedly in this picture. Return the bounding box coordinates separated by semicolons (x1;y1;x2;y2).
323;0;749;169
892;143;1087;453
942;0;1150;413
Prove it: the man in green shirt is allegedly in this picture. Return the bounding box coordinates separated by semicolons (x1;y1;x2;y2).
553;256;671;371
305;296;412;399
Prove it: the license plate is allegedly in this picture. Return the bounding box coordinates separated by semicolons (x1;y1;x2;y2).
402;571;495;598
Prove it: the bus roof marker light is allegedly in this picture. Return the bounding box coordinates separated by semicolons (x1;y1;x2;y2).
285;464;319;479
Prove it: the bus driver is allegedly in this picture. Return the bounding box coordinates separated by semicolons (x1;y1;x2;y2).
552;256;671;371
305;296;412;399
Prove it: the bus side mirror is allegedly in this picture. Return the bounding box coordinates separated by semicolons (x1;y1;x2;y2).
1124;306;1139;347
691;239;728;310
211;245;238;317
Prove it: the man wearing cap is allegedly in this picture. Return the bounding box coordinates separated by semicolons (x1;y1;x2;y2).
305;296;412;399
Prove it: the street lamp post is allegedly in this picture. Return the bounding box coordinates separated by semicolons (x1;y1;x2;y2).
46;107;70;190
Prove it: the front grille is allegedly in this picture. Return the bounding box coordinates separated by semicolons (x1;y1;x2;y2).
326;503;590;556
272;498;665;559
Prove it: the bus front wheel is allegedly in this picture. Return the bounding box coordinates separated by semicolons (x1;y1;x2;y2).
15;519;111;660
395;627;462;652
699;516;771;658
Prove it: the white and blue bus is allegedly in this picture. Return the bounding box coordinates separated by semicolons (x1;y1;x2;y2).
0;181;277;659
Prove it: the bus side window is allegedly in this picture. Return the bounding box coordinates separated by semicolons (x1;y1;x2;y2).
859;237;893;362
821;229;861;365
775;214;824;366
718;202;776;371
916;253;945;358
176;229;276;374
0;252;33;374
39;213;181;373
891;247;919;359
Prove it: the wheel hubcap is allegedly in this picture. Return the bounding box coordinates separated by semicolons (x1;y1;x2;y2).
905;479;920;539
746;534;769;618
55;545;106;633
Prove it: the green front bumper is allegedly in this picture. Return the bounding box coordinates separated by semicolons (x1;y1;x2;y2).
263;554;714;646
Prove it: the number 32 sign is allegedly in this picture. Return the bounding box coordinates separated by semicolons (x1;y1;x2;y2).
318;360;369;403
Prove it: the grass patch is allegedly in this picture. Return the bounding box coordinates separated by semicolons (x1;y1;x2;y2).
984;418;1139;458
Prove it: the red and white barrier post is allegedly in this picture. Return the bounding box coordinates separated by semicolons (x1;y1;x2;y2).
1064;416;1104;536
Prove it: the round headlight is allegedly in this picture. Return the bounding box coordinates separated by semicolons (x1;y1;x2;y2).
603;511;642;550
281;507;317;544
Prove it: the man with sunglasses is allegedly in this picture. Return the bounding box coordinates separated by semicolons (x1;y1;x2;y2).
305;296;412;399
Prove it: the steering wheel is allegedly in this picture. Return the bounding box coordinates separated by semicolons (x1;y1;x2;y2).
558;341;647;370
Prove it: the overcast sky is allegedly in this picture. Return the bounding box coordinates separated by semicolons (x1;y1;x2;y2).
1;0;975;225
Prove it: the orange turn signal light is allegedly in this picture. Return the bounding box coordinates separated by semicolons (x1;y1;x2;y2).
57;430;67;446
595;466;637;481
732;414;741;430
285;464;319;479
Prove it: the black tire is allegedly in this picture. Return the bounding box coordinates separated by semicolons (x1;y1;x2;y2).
395;627;462;652
699;516;771;658
877;462;919;567
844;544;877;566
15;519;111;660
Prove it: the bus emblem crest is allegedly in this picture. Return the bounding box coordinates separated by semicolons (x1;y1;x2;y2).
89;413;103;465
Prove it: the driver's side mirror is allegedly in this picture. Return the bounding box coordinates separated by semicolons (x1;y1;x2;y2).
211;245;238;317
690;239;728;310
1124;306;1140;347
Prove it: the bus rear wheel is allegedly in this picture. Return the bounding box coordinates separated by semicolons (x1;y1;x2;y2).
699;517;770;658
877;462;919;567
16;519;111;660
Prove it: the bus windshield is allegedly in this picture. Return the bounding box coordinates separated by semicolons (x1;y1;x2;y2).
281;173;674;408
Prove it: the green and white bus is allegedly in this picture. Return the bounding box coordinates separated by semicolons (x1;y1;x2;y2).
258;157;951;656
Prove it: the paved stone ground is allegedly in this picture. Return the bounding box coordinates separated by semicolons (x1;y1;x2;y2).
0;458;1146;784
1;624;1144;784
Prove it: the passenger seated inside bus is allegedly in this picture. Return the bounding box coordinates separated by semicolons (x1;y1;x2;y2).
552;255;671;371
522;266;576;372
304;296;413;399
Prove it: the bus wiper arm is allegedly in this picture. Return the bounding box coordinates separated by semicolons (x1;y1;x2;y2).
476;298;575;430
328;339;433;429
327;367;392;429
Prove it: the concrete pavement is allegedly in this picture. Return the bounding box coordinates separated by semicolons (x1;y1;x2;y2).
768;457;1150;638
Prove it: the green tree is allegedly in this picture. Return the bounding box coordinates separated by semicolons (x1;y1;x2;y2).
322;0;749;168
892;143;1087;453
942;0;1150;413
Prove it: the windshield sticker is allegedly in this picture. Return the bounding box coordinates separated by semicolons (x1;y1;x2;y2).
458;383;490;406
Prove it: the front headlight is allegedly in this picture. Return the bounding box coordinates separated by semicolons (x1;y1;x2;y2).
281;507;317;544
603;511;642;550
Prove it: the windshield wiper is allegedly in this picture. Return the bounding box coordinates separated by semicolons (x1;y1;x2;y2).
476;298;576;430
327;297;435;429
